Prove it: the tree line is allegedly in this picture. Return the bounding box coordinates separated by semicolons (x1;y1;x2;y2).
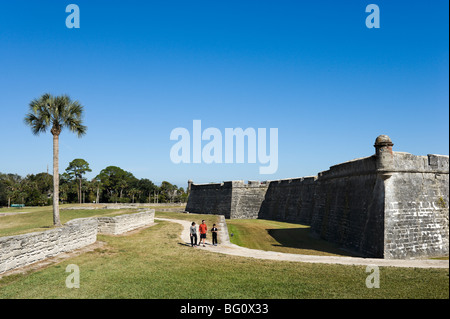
0;158;187;207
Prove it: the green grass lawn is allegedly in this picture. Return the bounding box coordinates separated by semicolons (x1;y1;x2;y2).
0;210;448;299
227;218;449;260
227;219;361;257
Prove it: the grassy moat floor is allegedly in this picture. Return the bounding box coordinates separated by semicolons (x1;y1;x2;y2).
226;219;361;257
0;206;448;299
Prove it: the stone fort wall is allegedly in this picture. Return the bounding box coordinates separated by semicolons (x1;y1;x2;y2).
383;153;449;259
186;136;449;259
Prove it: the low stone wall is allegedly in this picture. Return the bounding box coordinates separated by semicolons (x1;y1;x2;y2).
0;210;156;274
217;215;231;245
97;209;155;235
0;218;98;274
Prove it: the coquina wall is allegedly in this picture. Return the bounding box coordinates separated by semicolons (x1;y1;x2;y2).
258;177;317;225
186;181;268;219
309;156;385;258
186;136;449;259
0;209;155;274
230;181;268;219
0;218;98;274
383;153;449;259
97;210;155;235
185;182;234;218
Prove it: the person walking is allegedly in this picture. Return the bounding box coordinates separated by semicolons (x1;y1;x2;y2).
190;222;198;247
211;224;218;246
199;220;207;247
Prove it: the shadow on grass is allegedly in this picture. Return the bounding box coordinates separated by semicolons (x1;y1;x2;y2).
178;242;193;247
267;228;361;257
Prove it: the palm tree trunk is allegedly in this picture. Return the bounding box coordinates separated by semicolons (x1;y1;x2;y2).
79;177;82;204
52;133;61;226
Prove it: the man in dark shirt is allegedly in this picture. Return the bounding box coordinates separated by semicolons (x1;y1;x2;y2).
211;224;218;246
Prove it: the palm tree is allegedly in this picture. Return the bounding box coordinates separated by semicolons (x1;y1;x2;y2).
24;94;86;226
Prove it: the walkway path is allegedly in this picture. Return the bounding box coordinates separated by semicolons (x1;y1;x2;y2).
155;217;449;269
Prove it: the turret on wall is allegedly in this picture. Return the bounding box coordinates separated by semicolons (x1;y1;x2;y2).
374;134;394;179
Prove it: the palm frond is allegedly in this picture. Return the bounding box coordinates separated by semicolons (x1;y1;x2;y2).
66;117;87;137
25;93;87;137
24;96;52;135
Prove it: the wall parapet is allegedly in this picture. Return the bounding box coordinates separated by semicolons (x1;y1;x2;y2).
317;156;377;180
390;153;449;173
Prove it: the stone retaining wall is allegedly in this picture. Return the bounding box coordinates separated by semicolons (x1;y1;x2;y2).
97;210;155;235
0;209;155;274
0;218;97;274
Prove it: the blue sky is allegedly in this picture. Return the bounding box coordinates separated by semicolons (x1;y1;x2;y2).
0;0;448;188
